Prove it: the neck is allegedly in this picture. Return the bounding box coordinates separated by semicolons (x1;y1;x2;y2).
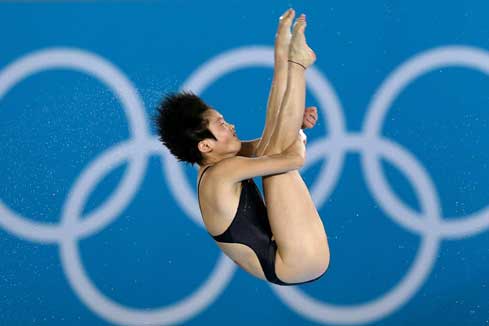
201;152;237;168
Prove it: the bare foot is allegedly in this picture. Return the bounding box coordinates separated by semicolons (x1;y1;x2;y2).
275;8;295;62
289;14;316;69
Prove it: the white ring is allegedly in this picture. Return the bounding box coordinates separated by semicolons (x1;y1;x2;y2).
364;46;489;239
0;48;149;243
274;133;441;324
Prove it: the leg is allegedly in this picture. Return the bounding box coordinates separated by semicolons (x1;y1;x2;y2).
260;13;315;156
265;171;329;282
262;16;329;283
255;9;294;157
263;62;306;154
255;10;317;157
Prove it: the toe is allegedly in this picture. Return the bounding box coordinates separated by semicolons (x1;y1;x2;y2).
279;8;295;27
279;8;292;19
293;14;307;34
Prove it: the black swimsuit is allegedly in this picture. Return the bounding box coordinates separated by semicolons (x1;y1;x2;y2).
197;165;326;286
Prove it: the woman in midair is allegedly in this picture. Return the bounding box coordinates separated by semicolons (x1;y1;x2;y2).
153;9;329;285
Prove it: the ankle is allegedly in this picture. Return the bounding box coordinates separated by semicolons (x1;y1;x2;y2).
288;59;306;70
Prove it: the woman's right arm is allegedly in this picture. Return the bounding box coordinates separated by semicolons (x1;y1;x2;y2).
213;136;305;183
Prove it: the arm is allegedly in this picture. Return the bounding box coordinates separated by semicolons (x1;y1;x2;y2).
214;137;305;183
220;154;302;183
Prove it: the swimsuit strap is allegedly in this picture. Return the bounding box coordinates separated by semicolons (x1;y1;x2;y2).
197;165;213;193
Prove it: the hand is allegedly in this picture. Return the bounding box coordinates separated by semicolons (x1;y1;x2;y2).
301;106;318;129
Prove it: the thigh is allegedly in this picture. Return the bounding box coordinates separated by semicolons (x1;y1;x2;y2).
215;242;268;281
261;170;327;263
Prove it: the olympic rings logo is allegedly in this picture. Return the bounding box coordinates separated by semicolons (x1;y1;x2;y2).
1;46;488;325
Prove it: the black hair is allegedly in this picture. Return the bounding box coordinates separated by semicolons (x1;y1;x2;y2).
152;91;217;165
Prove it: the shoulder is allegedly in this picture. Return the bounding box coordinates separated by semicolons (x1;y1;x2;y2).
198;160;244;214
202;157;246;188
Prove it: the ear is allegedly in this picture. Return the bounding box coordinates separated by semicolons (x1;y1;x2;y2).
198;139;213;154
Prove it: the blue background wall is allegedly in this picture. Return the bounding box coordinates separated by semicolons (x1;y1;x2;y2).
1;1;488;325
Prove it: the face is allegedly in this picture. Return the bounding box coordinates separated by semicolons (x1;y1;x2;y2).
200;109;241;159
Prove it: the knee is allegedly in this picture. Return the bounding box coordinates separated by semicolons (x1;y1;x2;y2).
303;244;330;278
282;242;330;274
315;250;330;277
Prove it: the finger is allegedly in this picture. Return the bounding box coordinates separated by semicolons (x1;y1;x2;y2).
305;113;316;122
303;109;317;118
305;108;317;120
303;119;314;129
303;113;317;121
